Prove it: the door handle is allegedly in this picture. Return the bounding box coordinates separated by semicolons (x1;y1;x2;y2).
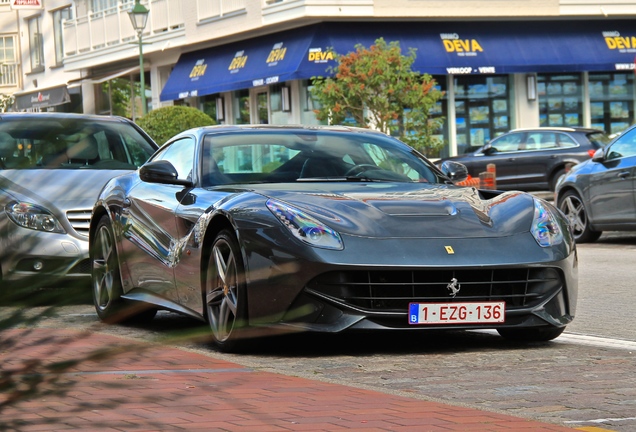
618;171;630;179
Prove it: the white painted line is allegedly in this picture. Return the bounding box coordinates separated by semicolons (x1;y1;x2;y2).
473;330;636;352
557;332;636;352
564;416;636;424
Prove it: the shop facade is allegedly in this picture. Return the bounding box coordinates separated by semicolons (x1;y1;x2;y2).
158;19;636;158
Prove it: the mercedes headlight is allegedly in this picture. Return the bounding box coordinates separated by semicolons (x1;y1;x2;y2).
5;201;65;233
531;199;563;247
266;199;343;250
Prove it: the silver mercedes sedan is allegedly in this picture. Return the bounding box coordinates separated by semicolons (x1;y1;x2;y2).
0;113;158;289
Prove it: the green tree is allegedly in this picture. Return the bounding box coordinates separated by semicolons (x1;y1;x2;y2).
310;38;445;156
135;105;216;145
0;94;14;112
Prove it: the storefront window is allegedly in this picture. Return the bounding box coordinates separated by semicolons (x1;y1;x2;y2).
98;77;132;117
454;75;510;154
200;94;220;124
428;76;447;158
300;80;325;125
538;74;583;127
257;92;269;124
233;90;250;124
589;72;634;136
269;84;289;124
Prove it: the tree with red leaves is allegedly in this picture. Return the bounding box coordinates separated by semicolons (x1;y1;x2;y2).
311;38;445;156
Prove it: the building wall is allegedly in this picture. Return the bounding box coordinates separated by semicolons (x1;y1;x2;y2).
374;0;559;17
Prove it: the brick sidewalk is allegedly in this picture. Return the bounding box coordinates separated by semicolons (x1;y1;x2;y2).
1;328;588;431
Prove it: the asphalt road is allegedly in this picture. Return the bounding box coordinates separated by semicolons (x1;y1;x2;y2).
6;230;636;431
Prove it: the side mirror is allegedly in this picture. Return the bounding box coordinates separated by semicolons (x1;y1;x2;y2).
139;160;193;187
482;146;497;156
592;147;606;162
440;160;469;182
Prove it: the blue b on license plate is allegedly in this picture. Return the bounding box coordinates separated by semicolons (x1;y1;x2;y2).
408;302;505;325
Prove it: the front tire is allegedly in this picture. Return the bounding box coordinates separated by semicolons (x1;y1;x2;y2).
204;229;248;352
557;190;602;243
549;168;566;192
91;215;157;323
497;326;565;342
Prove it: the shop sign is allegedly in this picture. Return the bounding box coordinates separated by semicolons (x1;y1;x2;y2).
267;43;287;66
10;0;43;9
15;86;70;111
229;51;248;73
440;33;484;57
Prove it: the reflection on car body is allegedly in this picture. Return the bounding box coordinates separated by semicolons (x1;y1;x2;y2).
90;125;578;352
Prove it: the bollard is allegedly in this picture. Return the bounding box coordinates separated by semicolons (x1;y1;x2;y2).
479;172;496;190
484;164;497;189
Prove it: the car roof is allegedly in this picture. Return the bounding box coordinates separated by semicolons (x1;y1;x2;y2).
171;124;390;140
509;126;604;134
0;112;132;124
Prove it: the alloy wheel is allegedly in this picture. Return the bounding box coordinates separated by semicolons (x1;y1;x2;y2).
560;194;587;238
93;224;117;312
206;237;240;343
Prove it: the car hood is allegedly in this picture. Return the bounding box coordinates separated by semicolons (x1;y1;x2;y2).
0;169;130;212
248;183;535;238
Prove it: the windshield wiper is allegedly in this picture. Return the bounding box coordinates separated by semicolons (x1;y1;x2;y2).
297;176;388;182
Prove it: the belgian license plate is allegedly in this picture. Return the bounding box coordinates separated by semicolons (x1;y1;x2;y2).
408;302;505;325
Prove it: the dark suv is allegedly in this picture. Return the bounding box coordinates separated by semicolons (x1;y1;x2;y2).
441;127;610;191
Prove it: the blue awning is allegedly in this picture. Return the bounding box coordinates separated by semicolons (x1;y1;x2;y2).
160;26;331;101
160;20;636;101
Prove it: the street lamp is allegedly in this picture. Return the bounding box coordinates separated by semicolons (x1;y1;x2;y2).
128;0;149;116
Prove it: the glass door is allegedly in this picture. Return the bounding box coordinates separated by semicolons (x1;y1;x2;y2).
251;88;270;124
454;75;510;154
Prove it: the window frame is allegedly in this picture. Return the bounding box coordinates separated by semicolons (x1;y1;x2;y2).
27;15;45;73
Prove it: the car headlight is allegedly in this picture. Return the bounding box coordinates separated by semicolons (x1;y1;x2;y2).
531;199;563;247
5;201;65;233
266;198;343;250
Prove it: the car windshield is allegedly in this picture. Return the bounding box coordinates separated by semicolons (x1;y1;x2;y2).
201;130;444;187
0;117;157;170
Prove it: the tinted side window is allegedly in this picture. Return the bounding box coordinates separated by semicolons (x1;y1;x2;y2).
558;134;578;148
489;133;522;152
537;133;557;150
153;137;195;181
607;127;636;160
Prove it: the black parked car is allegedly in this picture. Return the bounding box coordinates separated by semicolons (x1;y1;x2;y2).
556;123;636;243
440;127;610;191
89;125;577;352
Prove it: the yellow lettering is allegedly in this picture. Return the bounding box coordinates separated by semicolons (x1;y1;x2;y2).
309;51;335;61
616;37;626;49
605;37;617;49
443;40;455;52
229;56;248;70
189;64;207;78
267;47;287;63
471;40;483;52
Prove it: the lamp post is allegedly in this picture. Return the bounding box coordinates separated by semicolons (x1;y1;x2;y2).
128;0;150;116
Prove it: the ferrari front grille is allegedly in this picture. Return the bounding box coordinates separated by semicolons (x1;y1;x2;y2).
307;268;564;312
66;209;92;237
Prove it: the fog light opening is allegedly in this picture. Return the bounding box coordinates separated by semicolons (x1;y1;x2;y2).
33;261;44;271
